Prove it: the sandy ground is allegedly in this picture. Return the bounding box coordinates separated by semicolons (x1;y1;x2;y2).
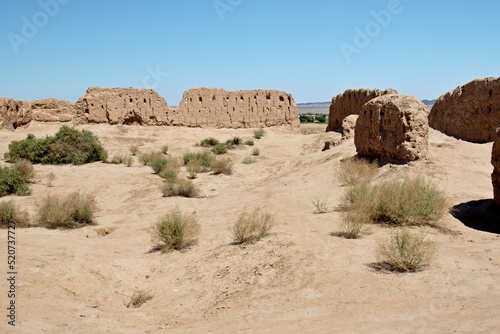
0;122;499;333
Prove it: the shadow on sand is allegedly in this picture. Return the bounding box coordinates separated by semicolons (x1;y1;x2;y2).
451;199;500;234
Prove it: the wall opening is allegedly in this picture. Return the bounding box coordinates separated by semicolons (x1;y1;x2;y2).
266;93;271;100
279;96;284;102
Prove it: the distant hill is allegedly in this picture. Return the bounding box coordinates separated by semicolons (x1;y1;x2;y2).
422;99;437;108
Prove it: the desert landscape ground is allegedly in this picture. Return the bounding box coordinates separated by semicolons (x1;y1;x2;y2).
0;120;498;333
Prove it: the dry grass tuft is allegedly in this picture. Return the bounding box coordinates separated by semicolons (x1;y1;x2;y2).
337;157;378;186
375;229;434;272
211;157;233;175
13;159;35;182
313;199;329;214
0;201;30;228
37;192;96;229
232;208;274;244
154;210;200;251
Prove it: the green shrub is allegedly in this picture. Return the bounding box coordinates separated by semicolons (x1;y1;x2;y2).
160;166;179;184
315;115;326;123
13;159;35;182
161;145;169;154
251;148;260;156
245;139;254;146
242;157;257;165
377;229;434;272
336;212;367;239
150;156;167;174
200;137;219;147
211;157;233;175
0;167;31;197
154;210;200;251
253;128;265;139
232;208;274;244
5;126;106;165
139;151;163;166
129;145;139;156
37;192;96;229
0;201;30;228
182;152;202;165
212;143;227;155
340;176;447;228
123;156;133;167
225;136;242;146
162;179;199;198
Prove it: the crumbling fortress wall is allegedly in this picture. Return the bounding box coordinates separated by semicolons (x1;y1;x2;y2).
74;87;170;125
0;87;299;129
175;88;299;128
326;88;397;132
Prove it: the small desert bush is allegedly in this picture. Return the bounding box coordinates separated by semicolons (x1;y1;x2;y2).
242;157;256;165
376;229;434;272
225;136;242;146
159;166;179;184
110;154;132;167
251;148;260;156
313;199;329;214
150;155;168;174
211;157;233;175
200;137;219;147
14;159;35;182
336;212;367;239
161;144;169;154
139;151;163;166
129;145;139;156
5;126;106;165
37;192;96;229
0;201;30;228
123;156;133;167
154;210;200;251
182;151;202;165
245;139;254;146
47;172;55;187
253;128;265;139
162;179;199;198
212;143;228;155
187;161;200;179
232;208;274;244
0;167;31;197
340;176;447;228
127;290;153;308
337;158;378;186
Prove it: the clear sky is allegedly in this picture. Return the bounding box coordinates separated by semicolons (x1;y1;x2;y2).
1;0;499;104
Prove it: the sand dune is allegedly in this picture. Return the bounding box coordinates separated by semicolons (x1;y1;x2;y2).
0;122;499;333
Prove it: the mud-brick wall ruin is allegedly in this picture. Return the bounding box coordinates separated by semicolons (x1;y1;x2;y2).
0;87;299;129
175;88;299;128
74;87;171;125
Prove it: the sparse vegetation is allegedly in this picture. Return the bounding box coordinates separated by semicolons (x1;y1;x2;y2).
232;208;274;244
0;167;31;197
245;139;254;146
37;192;96;229
123;156;133;167
182;152;202;165
336;212;366;239
212;143;228;155
159;166;179;184
242;157;257;165
0;201;30;228
210;157;233;175
154;210;200;251
337;158;378;186
376;229;434;272
4;125;106;165
127;290;153;308
161;144;169;154
13;159;35;182
129;145;139;156
253;128;265;139
313;199;329;214
162;178;199;198
200;137;220;147
251;148;260;156
226;136;242;146
110;154;132;167
340;176;447;228
139;151;163;166
150;155;168;174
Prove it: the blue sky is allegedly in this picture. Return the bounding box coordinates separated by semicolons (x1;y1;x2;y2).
1;0;499;104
